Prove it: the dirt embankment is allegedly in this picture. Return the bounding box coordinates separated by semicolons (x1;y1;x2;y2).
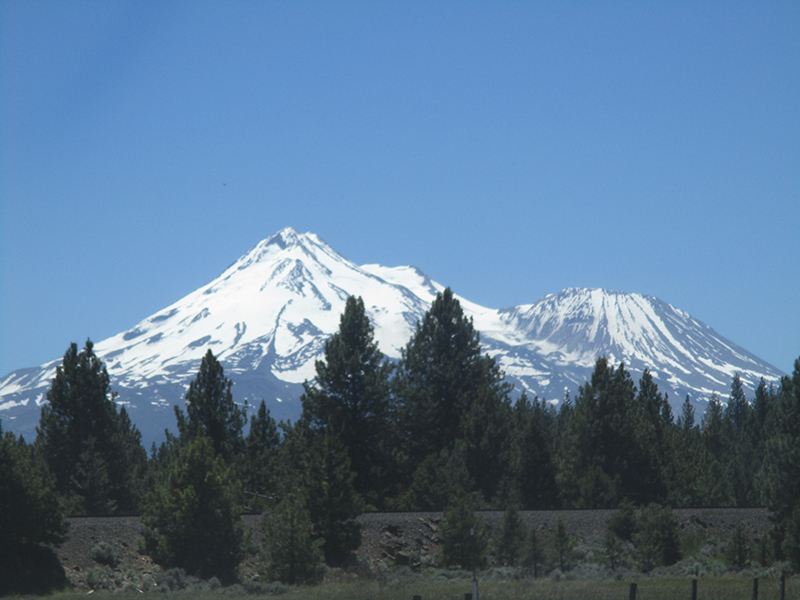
55;508;772;590
356;508;772;568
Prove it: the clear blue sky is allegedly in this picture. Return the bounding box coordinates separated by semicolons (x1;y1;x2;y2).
1;1;798;379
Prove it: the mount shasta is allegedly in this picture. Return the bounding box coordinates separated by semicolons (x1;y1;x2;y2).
0;228;784;446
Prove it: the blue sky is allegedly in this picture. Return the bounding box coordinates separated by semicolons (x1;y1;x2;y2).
1;1;798;379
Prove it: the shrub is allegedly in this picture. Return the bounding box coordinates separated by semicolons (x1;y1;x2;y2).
633;503;681;571
603;531;624;570
243;580;289;595
154;567;189;591
608;500;636;541
91;541;118;567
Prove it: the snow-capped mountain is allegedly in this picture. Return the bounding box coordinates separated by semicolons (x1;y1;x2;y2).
0;228;785;446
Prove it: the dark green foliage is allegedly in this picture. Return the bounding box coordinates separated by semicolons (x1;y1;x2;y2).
396;288;513;505
263;490;324;585
513;394;559;509
551;518;575;572
677;394;695;431
0;426;67;548
175;349;246;462
440;494;488;569
301;296;394;507
726;373;750;432
557;359;666;508
603;531;624;571
142;435;243;583
632;503;682;571
242;400;280;511
402;440;472;510
0;541;67;596
782;504;800;572
726;523;750;570
494;504;526;566
36;340;146;514
305;429;364;565
608;500;636;541
270;417;362;567
759;359;800;527
0;423;69;595
522;527;545;577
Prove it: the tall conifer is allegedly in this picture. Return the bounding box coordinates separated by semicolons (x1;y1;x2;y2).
300;296;393;505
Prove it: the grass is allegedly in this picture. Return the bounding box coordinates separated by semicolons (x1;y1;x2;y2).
41;575;797;600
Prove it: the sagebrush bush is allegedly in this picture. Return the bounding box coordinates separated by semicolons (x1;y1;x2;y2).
91;541;118;567
154;567;189;591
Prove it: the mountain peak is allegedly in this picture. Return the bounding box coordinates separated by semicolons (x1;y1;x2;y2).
264;227;303;249
0;228;784;447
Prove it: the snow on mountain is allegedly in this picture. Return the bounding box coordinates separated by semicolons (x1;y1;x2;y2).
0;228;785;446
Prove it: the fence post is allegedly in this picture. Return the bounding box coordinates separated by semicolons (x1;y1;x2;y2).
628;582;637;600
691;578;697;600
780;573;785;600
751;577;758;600
413;596;421;600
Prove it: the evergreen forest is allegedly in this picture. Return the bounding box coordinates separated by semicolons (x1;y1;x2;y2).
2;290;800;590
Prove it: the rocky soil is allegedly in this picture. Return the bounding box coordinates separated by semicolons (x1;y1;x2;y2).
53;508;772;591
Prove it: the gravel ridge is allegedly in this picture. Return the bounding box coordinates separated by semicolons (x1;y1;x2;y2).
54;508;772;590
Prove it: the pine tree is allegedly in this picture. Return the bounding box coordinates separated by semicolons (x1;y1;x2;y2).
0;425;67;548
395;288;512;497
305;429;364;566
460;383;514;505
175;350;245;463
0;425;68;595
726;373;750;432
242;400;279;510
631;369;670;504
632;503;682;571
677;395;695;431
142;435;243;582
494;504;526;566
401;439;472;510
551;518;574;572
440;493;488;569
558;358;641;507
263;489;324;585
36;340;146;514
513;393;559;509
522;527;545;577
300;296;394;506
758;358;800;545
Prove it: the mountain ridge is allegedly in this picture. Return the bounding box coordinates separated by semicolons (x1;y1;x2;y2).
0;227;784;447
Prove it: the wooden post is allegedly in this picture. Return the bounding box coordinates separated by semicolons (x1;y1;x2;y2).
628;582;637;600
780;573;785;600
751;577;758;600
691;578;698;600
464;594;472;600
413;596;422;600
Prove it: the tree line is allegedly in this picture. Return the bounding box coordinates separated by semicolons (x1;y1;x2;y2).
2;289;799;587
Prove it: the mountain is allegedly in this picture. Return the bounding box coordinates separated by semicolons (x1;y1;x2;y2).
0;227;785;447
